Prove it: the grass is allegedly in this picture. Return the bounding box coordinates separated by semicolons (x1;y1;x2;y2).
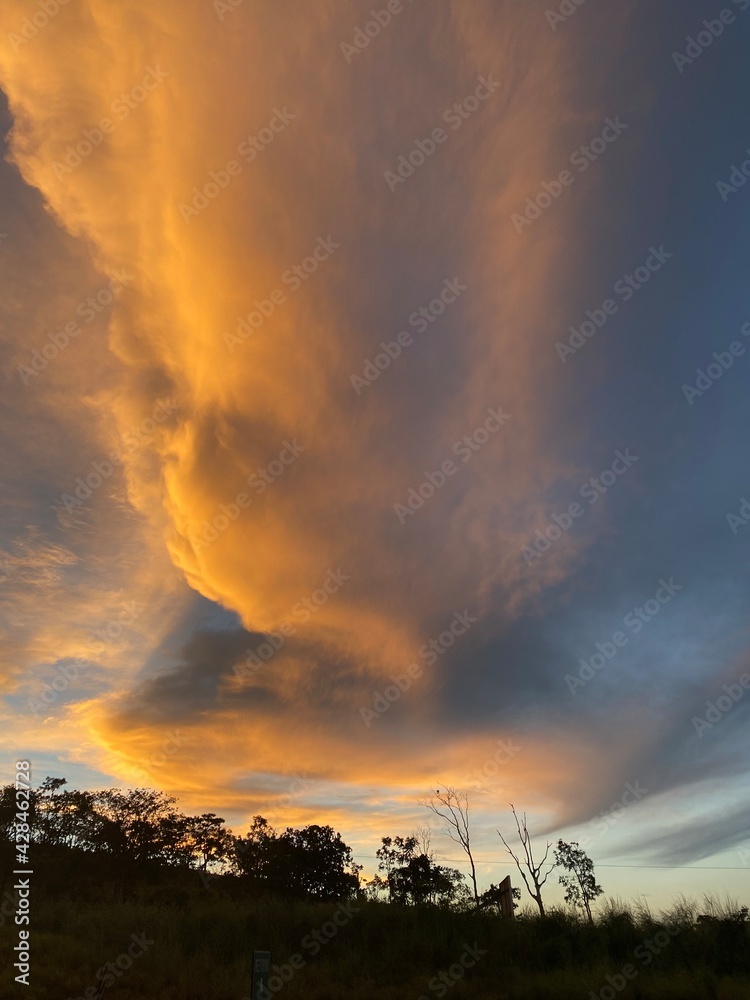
4;881;748;1000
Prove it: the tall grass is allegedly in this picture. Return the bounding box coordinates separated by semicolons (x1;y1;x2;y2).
4;883;748;1000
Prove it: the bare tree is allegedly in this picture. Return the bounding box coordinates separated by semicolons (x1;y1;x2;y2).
498;804;556;917
420;787;479;908
415;826;432;859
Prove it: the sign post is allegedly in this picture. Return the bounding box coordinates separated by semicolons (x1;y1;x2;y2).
499;875;515;918
251;950;271;1000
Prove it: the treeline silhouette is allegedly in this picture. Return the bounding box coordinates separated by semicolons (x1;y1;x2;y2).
1;778;484;908
1;777;361;903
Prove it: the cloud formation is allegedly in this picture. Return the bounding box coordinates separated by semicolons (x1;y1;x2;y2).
1;0;749;892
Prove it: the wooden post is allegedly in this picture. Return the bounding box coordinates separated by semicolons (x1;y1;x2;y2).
251;950;271;999
499;875;515;918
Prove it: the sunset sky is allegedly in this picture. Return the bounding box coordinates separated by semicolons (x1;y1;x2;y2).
1;0;749;909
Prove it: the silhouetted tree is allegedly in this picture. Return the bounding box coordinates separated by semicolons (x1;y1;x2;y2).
375;835;419;901
234;817;360;900
91;789;186;864
554;840;603;923
280;824;361;900
36;780;103;851
420;787;479;908
394;855;465;906
498;805;556;917
233;815;278;884
185;813;234;872
372;835;465;906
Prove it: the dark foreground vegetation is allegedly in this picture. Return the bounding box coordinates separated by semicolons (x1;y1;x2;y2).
1;780;749;999
4;875;750;1000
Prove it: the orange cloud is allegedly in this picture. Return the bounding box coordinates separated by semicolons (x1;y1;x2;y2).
0;0;638;838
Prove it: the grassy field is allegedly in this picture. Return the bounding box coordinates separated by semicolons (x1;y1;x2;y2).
4;879;749;1000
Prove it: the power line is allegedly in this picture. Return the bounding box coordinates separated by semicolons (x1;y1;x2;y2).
355;856;749;871
579;864;749;871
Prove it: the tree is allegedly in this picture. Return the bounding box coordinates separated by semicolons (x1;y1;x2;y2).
1;780;360;902
0;783;18;895
184;813;234;872
392;854;465;907
234;818;361;900
36;780;101;851
420;787;480;908
91;788;194;871
554;840;603;923
375;835;418;901
233;815;278;884
498;805;556;917
415;826;432;858
280;823;362;900
372;834;465;907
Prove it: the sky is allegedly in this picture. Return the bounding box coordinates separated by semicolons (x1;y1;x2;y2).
0;0;749;911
